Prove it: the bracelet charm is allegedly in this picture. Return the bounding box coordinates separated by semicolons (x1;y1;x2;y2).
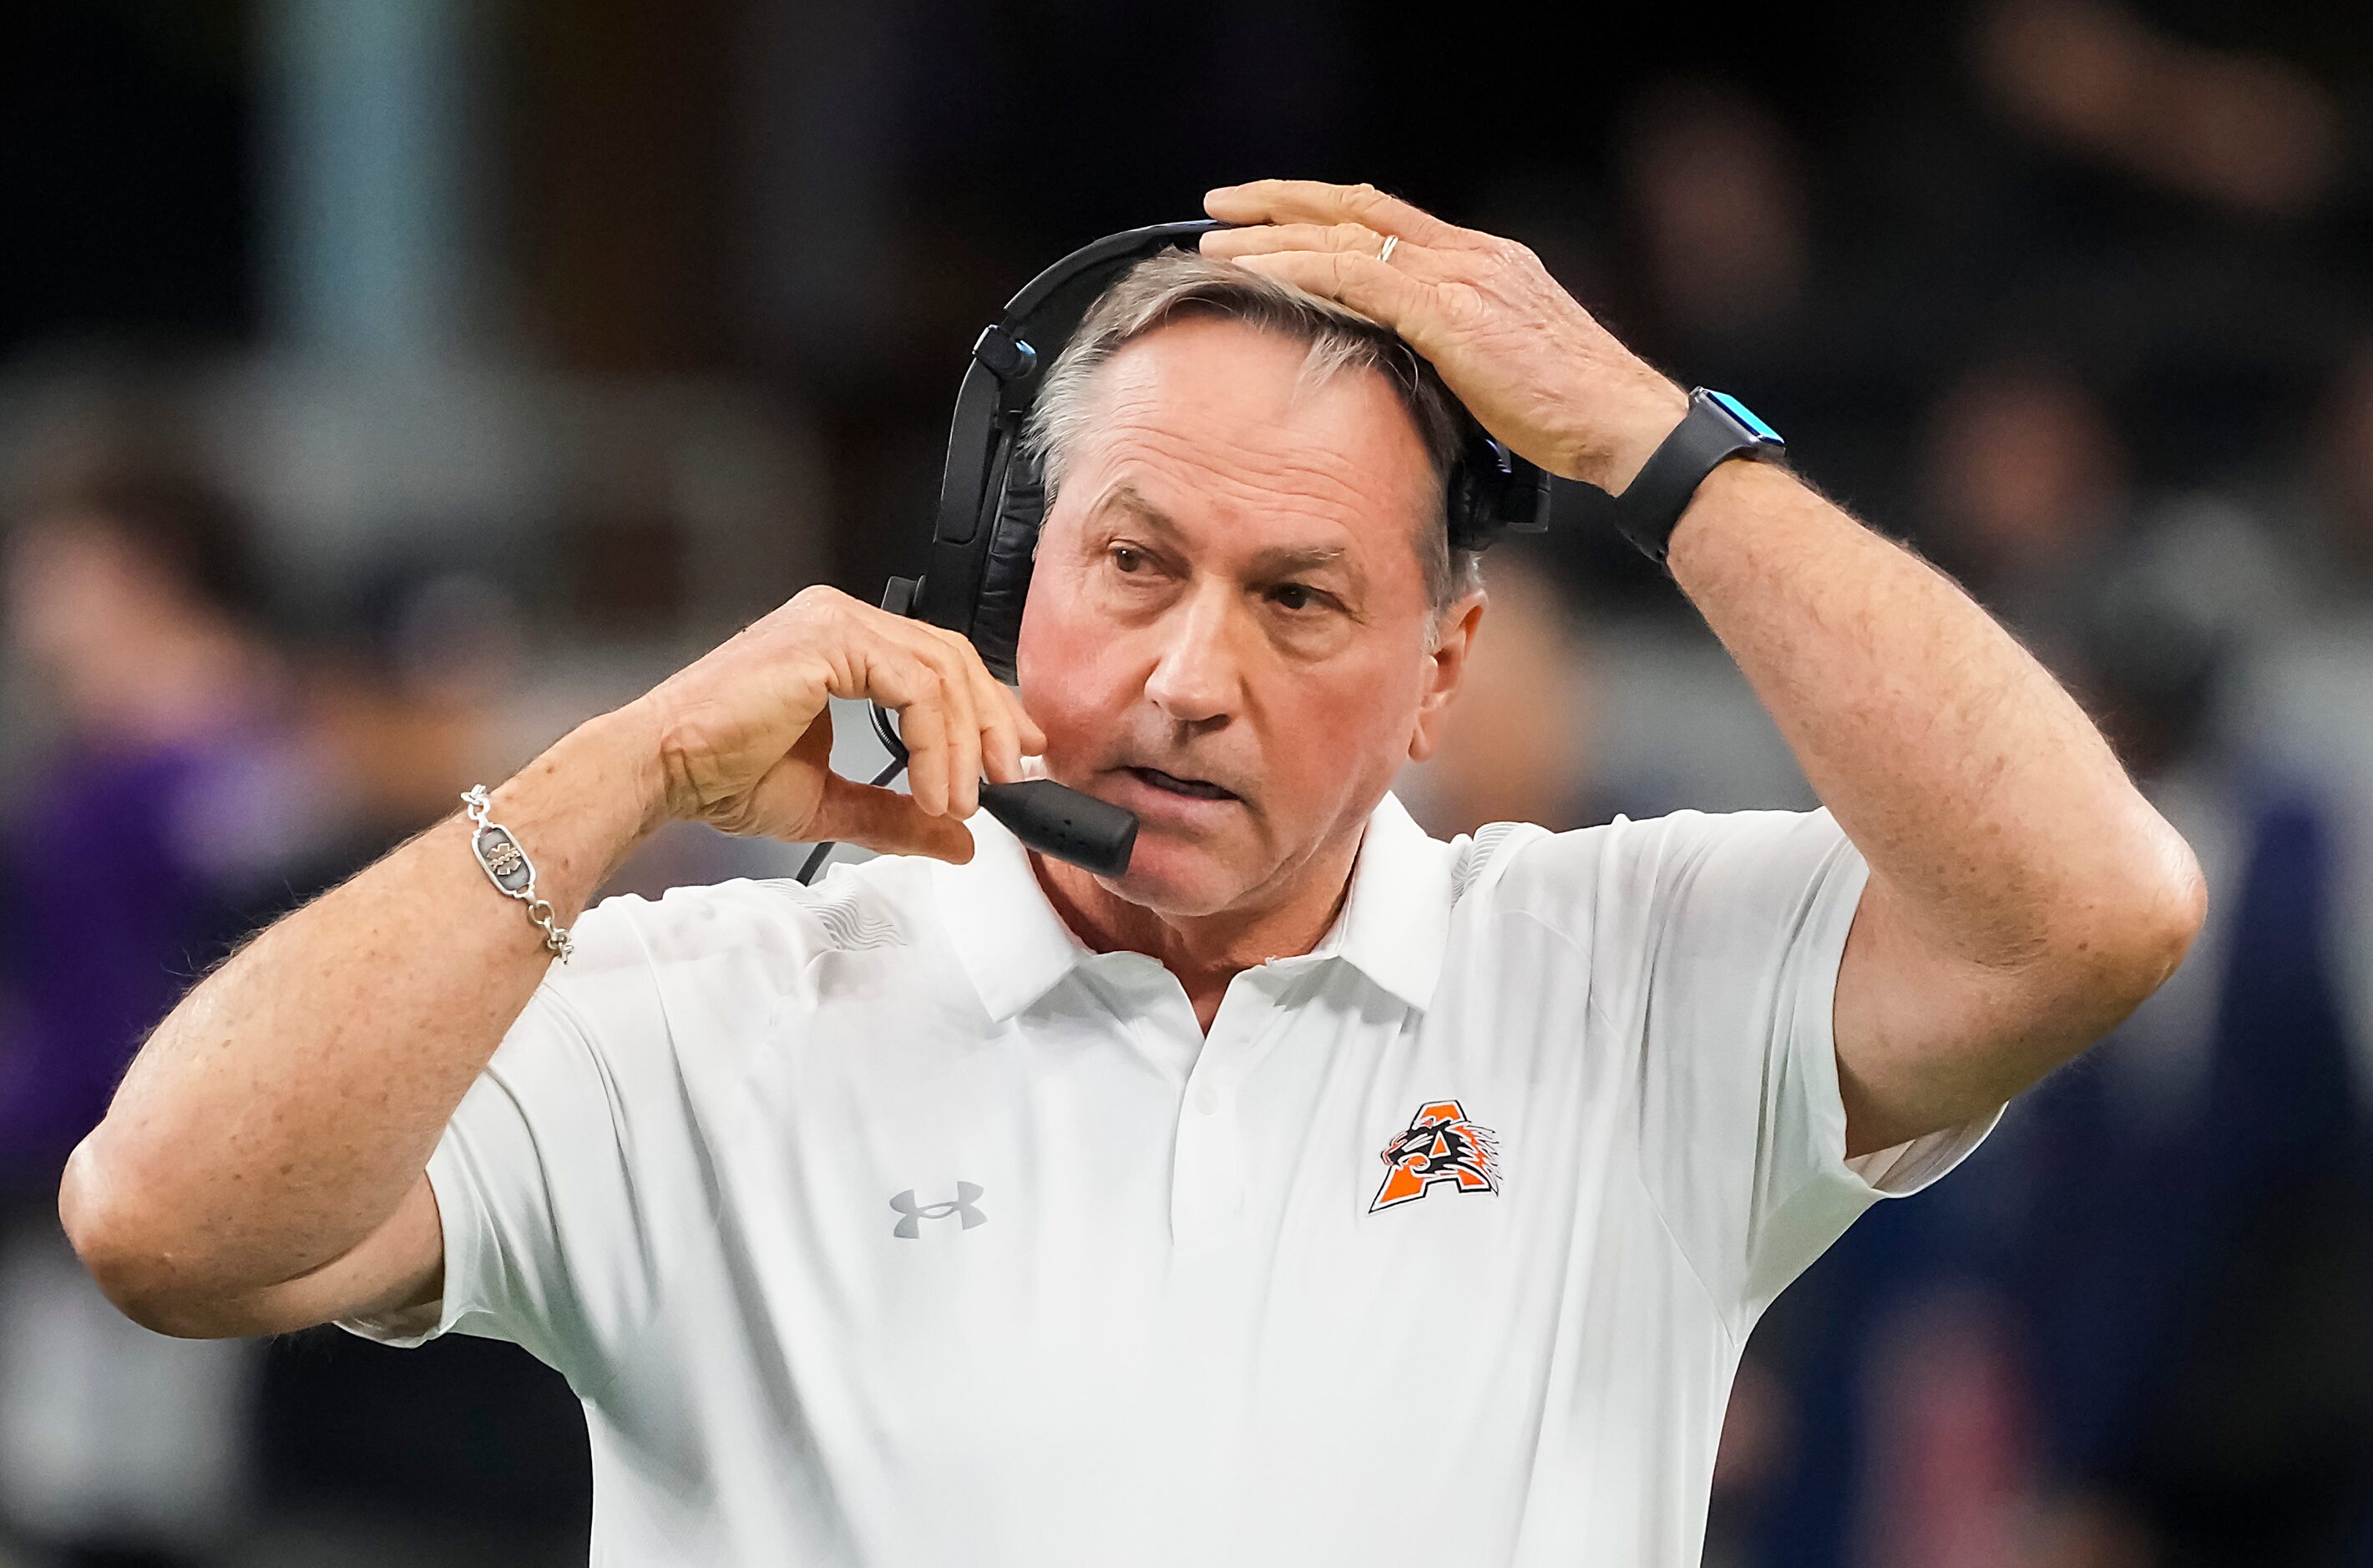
461;785;574;962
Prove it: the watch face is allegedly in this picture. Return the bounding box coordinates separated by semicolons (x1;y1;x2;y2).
1706;389;1784;445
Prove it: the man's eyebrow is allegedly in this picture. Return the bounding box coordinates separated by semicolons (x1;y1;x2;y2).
1090;481;1359;584
1090;483;1183;540
1248;542;1350;578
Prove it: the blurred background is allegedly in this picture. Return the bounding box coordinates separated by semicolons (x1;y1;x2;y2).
4;1;2373;1564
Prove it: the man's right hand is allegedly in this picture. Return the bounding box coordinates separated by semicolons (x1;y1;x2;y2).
635;585;1044;863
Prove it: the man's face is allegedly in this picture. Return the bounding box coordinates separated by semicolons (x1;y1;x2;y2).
1016;316;1475;916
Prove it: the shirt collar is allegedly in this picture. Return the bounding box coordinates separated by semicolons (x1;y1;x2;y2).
932;806;1098;1024
933;790;1454;1024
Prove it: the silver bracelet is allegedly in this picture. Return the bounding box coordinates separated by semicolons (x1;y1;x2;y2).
460;785;574;963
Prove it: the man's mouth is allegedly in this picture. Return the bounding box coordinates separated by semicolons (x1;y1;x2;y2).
1124;766;1238;802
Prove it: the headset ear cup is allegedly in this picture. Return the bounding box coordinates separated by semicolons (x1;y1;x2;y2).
968;447;1046;684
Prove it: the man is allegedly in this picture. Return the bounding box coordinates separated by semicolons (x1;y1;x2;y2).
58;182;2204;1565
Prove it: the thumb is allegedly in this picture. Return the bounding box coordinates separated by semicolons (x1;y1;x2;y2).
807;773;976;864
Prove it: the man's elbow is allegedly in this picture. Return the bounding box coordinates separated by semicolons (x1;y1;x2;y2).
58;1134;248;1339
2052;822;2209;1031
2112;824;2209;990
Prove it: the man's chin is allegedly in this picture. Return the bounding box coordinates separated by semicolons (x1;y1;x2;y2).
1094;832;1259;918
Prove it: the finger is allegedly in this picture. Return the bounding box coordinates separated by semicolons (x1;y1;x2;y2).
919;621;1045;778
850;638;955;816
1201;220;1381;259
1009;684;1047;758
1221;249;1431;336
959;655;1026;785
1203;180;1471;249
1201;224;1457;280
863;618;985;817
914;624;1018;796
903;662;967;817
808;774;975;864
912;633;984;817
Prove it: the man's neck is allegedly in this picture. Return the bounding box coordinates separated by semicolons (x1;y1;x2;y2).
1030;832;1364;1031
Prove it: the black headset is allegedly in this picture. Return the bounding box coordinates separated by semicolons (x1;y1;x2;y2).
802;219;1550;884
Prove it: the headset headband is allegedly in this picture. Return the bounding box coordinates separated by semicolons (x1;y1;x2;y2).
890;218;1550;684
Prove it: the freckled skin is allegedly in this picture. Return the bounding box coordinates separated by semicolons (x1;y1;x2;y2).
1016;316;1477;944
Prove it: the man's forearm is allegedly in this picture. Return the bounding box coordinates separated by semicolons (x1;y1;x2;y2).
1666;460;2199;1014
1661;458;2173;953
61;701;668;1318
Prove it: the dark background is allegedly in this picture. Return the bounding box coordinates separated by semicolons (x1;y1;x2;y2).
5;3;2373;1565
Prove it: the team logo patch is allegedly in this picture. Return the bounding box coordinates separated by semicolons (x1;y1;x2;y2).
1371;1100;1500;1212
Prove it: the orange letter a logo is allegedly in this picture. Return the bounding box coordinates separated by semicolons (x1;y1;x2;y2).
1371;1100;1500;1212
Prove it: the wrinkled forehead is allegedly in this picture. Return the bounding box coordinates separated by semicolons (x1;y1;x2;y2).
1059;316;1439;558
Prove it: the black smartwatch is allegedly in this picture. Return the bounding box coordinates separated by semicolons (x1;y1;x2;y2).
1612;387;1786;562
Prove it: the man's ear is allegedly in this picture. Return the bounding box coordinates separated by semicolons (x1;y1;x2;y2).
1408;590;1485;763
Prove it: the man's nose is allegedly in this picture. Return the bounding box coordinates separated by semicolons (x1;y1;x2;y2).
1143;584;1242;727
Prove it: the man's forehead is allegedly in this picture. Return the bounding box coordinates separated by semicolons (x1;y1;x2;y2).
1069;322;1434;529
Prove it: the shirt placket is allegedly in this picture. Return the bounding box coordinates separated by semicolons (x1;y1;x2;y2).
1168;966;1296;1254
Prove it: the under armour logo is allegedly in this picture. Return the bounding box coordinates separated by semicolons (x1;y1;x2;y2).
889;1182;986;1239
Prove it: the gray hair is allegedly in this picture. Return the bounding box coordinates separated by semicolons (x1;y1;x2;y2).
1020;249;1483;617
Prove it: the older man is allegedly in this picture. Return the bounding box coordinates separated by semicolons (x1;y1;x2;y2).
60;182;2204;1565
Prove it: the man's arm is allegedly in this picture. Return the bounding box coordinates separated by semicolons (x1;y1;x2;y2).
1202;180;2206;1156
1660;461;2201;1152
59;713;663;1340
61;588;1037;1337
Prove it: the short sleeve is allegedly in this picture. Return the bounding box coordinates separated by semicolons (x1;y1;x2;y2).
336;896;673;1388
1610;808;1997;1331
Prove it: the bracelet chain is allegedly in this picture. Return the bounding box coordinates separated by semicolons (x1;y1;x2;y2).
460;785;575;964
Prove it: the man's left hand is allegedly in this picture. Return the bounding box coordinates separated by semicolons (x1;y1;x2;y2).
1201;180;1686;493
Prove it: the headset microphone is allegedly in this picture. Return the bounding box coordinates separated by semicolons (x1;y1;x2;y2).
795;219;1548;887
858;637;1137;882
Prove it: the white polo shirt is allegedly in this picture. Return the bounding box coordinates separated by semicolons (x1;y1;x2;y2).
347;793;1993;1565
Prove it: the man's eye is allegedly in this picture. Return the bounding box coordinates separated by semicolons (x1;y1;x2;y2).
1271;584;1319;611
1111;546;1146;574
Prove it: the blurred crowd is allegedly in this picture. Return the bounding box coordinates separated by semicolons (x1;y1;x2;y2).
8;2;2373;1565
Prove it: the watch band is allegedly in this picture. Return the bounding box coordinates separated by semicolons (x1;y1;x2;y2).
1612;387;1787;562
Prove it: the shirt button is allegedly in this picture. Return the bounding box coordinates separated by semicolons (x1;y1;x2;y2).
1193;1085;1220;1115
